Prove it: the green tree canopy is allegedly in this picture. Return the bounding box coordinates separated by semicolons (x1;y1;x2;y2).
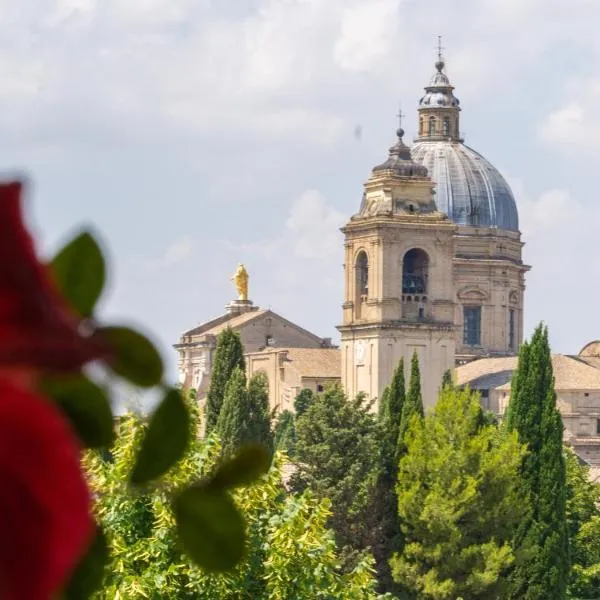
440;368;453;391
246;371;273;452
391;386;526;600
398;351;424;450
505;324;569;600
84;394;383;599
216;366;250;460
565;447;600;598
293;385;381;555
373;358;406;594
273;410;296;456
294;388;315;416
205;328;245;433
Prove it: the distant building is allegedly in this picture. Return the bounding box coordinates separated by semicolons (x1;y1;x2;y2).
339;51;528;410
246;347;341;413
175;268;334;404
455;341;600;464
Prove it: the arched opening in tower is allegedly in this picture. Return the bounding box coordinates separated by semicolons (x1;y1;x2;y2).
355;251;369;319
402;248;429;295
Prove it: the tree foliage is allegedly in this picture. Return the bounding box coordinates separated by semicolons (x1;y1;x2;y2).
205;328;245;433
505;324;569;600
440;369;453;391
216;369;273;460
391;386;526;600
294;388;315;416
293;385;381;555
565;447;600;598
84;395;383;599
246;371;273;453
217;367;250;459
373;358;406;594
399;352;424;446
273;410;296;456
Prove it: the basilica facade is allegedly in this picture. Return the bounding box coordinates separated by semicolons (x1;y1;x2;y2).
339;55;529;409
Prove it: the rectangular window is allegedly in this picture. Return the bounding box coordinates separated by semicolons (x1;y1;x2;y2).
265;335;274;347
596;419;600;435
463;306;482;346
509;309;516;352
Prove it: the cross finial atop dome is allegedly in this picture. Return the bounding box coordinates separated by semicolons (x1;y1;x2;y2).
436;35;445;71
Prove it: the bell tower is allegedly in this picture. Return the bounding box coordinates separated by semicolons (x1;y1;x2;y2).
338;127;456;410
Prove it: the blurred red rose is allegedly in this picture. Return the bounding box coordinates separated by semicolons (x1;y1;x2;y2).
0;379;92;600
0;180;108;373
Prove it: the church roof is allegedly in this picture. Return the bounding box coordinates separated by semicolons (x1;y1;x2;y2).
182;308;266;338
246;347;341;379
456;354;600;391
280;348;341;379
411;141;519;231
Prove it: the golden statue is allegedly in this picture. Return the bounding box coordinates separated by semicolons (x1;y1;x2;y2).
231;263;249;301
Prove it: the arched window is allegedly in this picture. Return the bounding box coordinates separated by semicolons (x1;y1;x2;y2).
428;116;436;135
443;117;450;137
356;251;369;297
402;248;429;294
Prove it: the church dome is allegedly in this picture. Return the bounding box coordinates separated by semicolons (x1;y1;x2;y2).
410;141;519;231
410;53;519;232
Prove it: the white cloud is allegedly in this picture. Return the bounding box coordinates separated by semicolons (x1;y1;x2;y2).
511;179;600;351
143;236;195;271
286;190;345;258
333;0;402;72
539;79;600;153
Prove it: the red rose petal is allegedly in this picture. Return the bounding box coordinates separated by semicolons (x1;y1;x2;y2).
0;181;109;372
0;380;92;600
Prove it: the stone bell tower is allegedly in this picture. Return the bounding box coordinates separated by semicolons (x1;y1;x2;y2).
338;127;456;410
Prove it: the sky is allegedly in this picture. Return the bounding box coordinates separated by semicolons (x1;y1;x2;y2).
4;0;600;384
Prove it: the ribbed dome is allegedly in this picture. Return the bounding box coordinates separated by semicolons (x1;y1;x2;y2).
410;141;519;231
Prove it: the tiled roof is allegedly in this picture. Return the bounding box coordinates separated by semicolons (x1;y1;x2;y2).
456;354;600;391
284;348;341;379
580;341;600;357
183;309;266;338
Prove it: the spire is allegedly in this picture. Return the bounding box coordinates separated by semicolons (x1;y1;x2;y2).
416;39;461;142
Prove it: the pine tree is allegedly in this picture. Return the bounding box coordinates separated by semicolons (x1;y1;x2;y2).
246;371;273;452
293;385;380;554
505;324;569;600
373;359;406;594
205;328;245;434
399;351;424;445
216;367;249;459
391;386;526;599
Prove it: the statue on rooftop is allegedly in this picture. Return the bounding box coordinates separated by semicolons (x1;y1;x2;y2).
231;263;249;301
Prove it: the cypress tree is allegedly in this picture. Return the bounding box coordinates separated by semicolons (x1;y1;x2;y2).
205;328;245;434
373;359;405;594
246;371;273;452
440;368;453;392
294;388;315;416
505;324;569;599
399;351;424;445
216;367;248;459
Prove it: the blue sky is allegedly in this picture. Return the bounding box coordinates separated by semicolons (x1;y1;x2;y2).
4;0;600;383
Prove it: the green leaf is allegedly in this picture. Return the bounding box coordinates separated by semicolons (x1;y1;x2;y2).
50;231;105;318
208;443;271;490
62;526;108;599
130;388;190;484
41;375;114;448
173;484;245;572
97;326;163;388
